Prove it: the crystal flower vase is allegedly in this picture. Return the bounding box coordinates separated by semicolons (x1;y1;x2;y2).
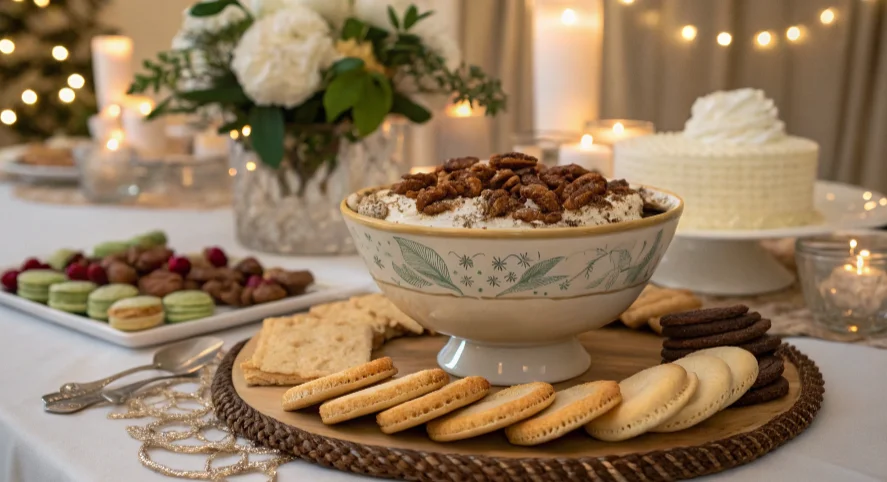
232;120;407;255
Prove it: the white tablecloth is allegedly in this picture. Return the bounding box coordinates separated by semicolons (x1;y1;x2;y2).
1;184;886;482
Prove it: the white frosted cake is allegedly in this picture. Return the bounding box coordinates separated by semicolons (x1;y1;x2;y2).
614;89;820;230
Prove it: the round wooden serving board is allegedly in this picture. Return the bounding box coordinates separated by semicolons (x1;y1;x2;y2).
213;328;824;481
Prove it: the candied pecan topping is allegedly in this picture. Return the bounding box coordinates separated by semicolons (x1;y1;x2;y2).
521;173;545;187
443;156;480;172
520;184;562;213
405;190;420;199
423;200;456;215
468;163;496;182
416;185;448;211
548;164;591;181
562;172;607;201
564;191;612;210
392;172;437;194
490;169;516;189
483;189;519;217
512;208;563;224
489;152;538;170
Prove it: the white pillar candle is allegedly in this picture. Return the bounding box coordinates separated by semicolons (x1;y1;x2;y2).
558;134;613;176
532;0;603;132
193;129;230;159
91;36;134;111
120;96;167;159
436;101;493;160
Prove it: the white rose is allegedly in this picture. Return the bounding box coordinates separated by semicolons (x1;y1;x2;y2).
171;4;249;50
353;0;461;70
231;6;338;108
243;0;351;27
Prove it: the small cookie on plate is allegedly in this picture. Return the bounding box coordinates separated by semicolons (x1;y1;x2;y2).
427;382;555;442
505;381;621;446
585;364;698;442
652;355;732;432
87;283;139;320
688;346;759;407
619;285;702;329
320;369;448;424
662;319;772;350
731;376;789;407
17;269;67;303
660;305;749;327
662;312;762;339
282;357;397;411
48;281;97;313
377;376;491;434
162;290;215;323
107;295;165;331
752;356;785;389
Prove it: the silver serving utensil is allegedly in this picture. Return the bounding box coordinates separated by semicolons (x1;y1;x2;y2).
42;336;223;404
44;372;199;414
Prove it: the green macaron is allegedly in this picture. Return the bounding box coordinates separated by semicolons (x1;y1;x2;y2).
162;290;215;323
48;281;98;313
128;230;168;248
47;248;79;271
87;283;140;321
17;270;68;303
93;241;130;258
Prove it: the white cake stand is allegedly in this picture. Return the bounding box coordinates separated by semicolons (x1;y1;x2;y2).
652;181;887;295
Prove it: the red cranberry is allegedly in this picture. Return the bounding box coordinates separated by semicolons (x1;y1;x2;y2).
203;247;228;268
66;253;85;267
167;256;192;276
37;262;53;270
65;263;89;281
1;269;19;292
20;258;42;271
87;263;109;285
246;275;262;288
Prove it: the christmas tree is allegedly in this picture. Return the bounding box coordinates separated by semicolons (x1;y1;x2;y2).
0;0;112;141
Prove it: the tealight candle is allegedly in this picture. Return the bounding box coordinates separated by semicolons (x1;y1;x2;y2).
436;101;493;160
120;96;167;159
585;119;655;146
77;138;140;203
819;249;887;315
558;134;613;176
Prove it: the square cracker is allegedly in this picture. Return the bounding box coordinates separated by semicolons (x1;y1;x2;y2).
250;314;373;379
310;294;425;348
240;359;309;386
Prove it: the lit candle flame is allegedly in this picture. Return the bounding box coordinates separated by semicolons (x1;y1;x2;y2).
451;101;473;118
138;101;152;116
561;8;577;25
857;249;871;276
850;238;857;255
580;134;595;149
106;138;120;151
106;104;121;117
613;122;625;134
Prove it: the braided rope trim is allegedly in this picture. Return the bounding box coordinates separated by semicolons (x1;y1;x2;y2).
212;341;824;482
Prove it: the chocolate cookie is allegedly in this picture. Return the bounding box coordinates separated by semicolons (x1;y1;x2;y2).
659;305;749;327
661;334;782;361
662;312;762;339
731;376;789;407
753;356;785;389
662;319;772;350
738;334;782;357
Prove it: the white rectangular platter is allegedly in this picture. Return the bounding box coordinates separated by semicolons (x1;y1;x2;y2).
0;283;369;348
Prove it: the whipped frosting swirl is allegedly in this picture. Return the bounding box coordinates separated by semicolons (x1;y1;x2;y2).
683;89;786;145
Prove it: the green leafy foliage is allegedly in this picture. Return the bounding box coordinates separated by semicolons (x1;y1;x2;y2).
248;106;285;168
190;0;241;17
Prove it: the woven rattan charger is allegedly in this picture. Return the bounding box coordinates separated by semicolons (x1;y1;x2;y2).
213;328;824;481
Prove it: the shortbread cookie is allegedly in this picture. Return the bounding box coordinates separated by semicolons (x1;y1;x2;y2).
241;359;308;386
585;364;698;442
282;357;397;411
732;377;789;407
652;355;732;432
505;381;622;446
319;369;448;424
620;287;701;329
427;382;556;442
662;319;772;350
688;347;759;407
662;312;762;339
251;314;373;379
377;376;491;434
752;356;785;389
660;305;749;327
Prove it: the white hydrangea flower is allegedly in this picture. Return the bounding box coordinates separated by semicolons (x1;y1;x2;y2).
231;6;338;108
243;0;351;27
171;4;248;50
353;0;461;70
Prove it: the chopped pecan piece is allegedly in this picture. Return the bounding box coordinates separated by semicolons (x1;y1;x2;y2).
416;185;449;211
564;191;611;210
468;163;497;182
483;189;519;217
252;280;288;304
392;172;437;194
548;164;591;181
443;156;479;172
521;173;545;187
512;208;563;224
520;184;562;213
562;172;607;202
490;169;516;189
489;152;538;170
423;200;456;215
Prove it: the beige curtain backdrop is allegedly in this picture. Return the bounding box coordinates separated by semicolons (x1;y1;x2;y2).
460;0;887;191
601;0;887;191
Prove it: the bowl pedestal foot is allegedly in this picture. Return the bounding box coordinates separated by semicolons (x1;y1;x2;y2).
436;336;591;386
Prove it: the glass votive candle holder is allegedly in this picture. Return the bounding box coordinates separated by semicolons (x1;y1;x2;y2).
796;233;887;336
75;140;141;204
511;130;581;166
584;119;655;146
